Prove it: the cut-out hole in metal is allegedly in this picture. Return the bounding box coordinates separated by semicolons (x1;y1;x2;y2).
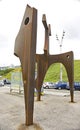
24;17;29;25
67;55;70;59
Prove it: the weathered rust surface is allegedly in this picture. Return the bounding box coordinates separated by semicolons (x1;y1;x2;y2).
14;7;74;127
36;14;74;102
14;5;37;125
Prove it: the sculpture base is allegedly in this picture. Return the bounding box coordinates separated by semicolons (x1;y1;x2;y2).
17;123;43;130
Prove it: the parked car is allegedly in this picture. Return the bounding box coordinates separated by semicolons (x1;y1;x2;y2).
0;80;4;86
54;81;67;89
3;79;11;85
66;82;80;90
43;82;55;89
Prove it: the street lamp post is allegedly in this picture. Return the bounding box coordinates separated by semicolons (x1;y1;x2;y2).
56;30;65;82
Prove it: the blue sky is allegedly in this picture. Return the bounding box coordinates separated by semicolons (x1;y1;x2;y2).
0;0;80;66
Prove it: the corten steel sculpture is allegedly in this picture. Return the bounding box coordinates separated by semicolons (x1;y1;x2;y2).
14;4;74;126
14;5;37;125
36;14;74;102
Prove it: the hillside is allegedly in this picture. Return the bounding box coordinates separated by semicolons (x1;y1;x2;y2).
0;60;80;82
44;60;80;82
0;67;21;80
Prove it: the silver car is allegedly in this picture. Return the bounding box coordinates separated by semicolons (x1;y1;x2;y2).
43;82;54;89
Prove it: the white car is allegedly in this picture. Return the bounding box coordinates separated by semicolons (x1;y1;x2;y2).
43;82;54;89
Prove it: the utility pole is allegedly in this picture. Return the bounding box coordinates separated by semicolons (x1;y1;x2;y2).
56;30;65;81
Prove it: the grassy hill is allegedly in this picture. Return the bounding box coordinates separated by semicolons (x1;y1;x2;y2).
44;60;80;82
0;60;80;82
0;67;21;80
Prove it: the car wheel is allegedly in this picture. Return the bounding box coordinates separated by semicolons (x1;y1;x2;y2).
59;87;61;90
46;86;49;89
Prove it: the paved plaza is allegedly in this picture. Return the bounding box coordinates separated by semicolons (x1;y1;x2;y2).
0;86;80;130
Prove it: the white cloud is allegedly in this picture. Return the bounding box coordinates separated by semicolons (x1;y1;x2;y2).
0;0;80;66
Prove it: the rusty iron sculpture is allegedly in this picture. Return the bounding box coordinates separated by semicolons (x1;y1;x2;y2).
14;5;74;126
14;5;37;125
36;14;74;102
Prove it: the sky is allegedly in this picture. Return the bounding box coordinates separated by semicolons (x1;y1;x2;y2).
0;0;80;66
